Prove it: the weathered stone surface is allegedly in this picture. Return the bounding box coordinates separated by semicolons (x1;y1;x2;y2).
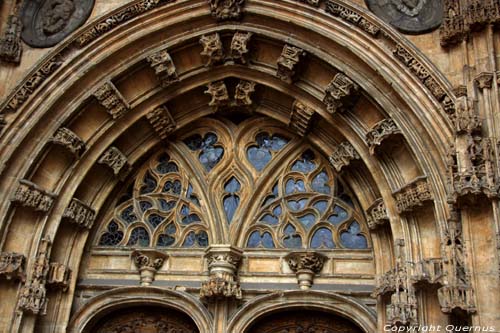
98;147;129;177
366;198;389;230
0;252;25;281
366;119;402;155
131;250;167;286
200;33;224;67
323;73;360;114
0;15;23;64
276;45;306;83
289;100;315;137
146;49;178;87
93;82;130;119
207;0;245;21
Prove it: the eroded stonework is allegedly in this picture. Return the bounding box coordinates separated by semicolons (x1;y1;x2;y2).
207;0;245;21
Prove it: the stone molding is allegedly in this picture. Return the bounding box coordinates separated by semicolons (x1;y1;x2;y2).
146;49;179;87
11;179;56;213
146;106;177;140
323;73;360;114
62;198;96;229
98;146;130;177
366;198;389;230
393;177;433;214
207;0;245;21
328;141;360;172
366;119;402;155
131;250;168;286
289;100;315;137
276;44;306;84
93;81;130;120
49;127;86;157
0;252;25;281
285;251;326;290
200;245;243;301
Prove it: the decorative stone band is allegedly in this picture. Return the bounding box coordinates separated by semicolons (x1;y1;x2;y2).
146;106;177;140
366;118;402;155
98;146;130;178
200;33;224;67
47;263;71;291
131;249;168;286
324;1;380;37
49;127;86;157
276;44;306;84
285;251;326;290
474;72;494;91
366;198;389;230
62;198;96;229
93;82;130;120
208;0;245;21
0;252;25;281
323;73;360;114
328;141;360;172
393;176;433;214
295;0;320;7
11;179;57;213
289;100;315;137
146;49;178;87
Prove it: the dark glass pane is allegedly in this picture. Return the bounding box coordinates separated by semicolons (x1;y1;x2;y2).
327;206;349;225
158;199;176;212
196;231;209;247
340;222;368;249
247;231;275;248
285;179;305;194
199;146;224;171
120;205;137;224
185;133;224;172
99;221;124;246
298;214;316;230
181;205;201;224
163;180;182;195
182;231;208;247
224;195;240;224
311;228;335;249
340;194;355;208
139;201;153;213
157;161;178;174
140;171;157;194
157;234;175;247
291;150;316;173
311;171;330;194
127;227;150;247
147;214;164;228
184;134;203;150
313;200;328;214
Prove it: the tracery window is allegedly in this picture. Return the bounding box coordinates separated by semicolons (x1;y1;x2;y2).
95;118;370;250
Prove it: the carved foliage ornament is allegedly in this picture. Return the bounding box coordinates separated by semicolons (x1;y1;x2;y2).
208;0;245;21
366;198;389;230
131;250;167;286
328;141;360;172
62;198;96;229
365;0;443;34
323;73;360;114
11;180;56;213
366;118;402;155
285;251;326;290
50;127;86;157
21;0;95;48
93;82;130;120
205;80;256;110
276;44;306;83
98;147;130;177
393;177;433;213
325;1;380;36
146;106;176;140
200;33;224;67
289;100;315;137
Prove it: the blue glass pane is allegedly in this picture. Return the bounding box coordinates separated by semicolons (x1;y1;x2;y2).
340;222;368;249
140;172;157;194
187;184;201;206
199;147;224;171
182;231;209;247
285;179;305;194
157;234;175;247
298;214;316;230
224;195;240;224
147;214;164;228
328;206;349;225
313;200;328;214
163;180;182;195
287;199;308;211
158;199;176;212
197;231;209;247
120;205;137;224
291;150;317;173
247;133;289;171
261;205;281;225
262;232;275;248
127;227;150;247
311;228;335;249
247;231;262;248
311;171;330;194
99;221;124;246
225;177;241;193
182;232;196;247
181;205;201;224
139;201;153;213
283;224;302;248
263;183;279;206
185;133;224;172
247;231;275;248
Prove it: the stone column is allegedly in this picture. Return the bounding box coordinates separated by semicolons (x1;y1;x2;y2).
285;251;326;290
131;250;167;286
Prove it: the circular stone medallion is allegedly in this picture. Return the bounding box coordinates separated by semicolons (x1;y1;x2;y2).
21;0;95;48
365;0;443;34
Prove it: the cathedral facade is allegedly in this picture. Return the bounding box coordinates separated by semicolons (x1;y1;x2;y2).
0;0;499;332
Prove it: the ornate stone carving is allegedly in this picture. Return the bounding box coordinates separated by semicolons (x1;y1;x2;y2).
0;15;23;64
131;250;167;286
47;263;71;291
207;0;245;21
200;245;243;300
205;81;230;110
325;1;381;36
200;33;224;67
323;73;360;114
450;96;481;134
474;72;494;91
49;127;86;157
366;198;389;230
62;198;96;229
440;0;465;47
234;80;256;106
93;82;130;119
366;119;402;155
297;0;320;7
230;31;252;64
276;45;306;83
98;147;130;177
18;238;51;315
146;106;176;140
364;0;443;34
289;100;315;137
393;177;433;214
21;0;94;48
328;141;360;172
11;180;56;213
0;252;25;281
4;54;64;113
285;251;326;290
146;49;178;87
412;258;443;285
77;0;173;47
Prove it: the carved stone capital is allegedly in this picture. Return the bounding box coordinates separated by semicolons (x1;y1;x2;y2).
11;180;56;213
328;141;360;172
131;250;168;286
366;198;389;230
289;100;315;137
208;0;245;21
50;127;86;157
285;251;326;290
276;44;306;83
146;49;178;87
0;15;23;64
393;177;433;214
146;106;176;140
474;72;494;90
47;263;71;291
205;81;230;110
366;119;402;155
230;31;252;64
94;82;130;119
62;198;96;229
0;252;25;281
98;147;130;177
323;73;360;114
234;80;256;107
200;33;224;67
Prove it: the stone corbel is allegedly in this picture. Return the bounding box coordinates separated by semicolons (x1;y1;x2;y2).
207;0;245;21
11;179;57;213
393;176;433;214
131;250;168;286
47;263;71;291
93;81;130;119
234;80;256;107
323;73;360;114
62;198;96;229
285;251;326;290
230;32;252;64
98;146;130;179
146;106;176;140
200;245;243;301
205;81;230;110
366;118;402;155
276;44;306;83
49;127;86;158
0;252;25;281
289;100;315;137
146;49;179;87
366;198;389;230
200;33;224;67
328;141;360;172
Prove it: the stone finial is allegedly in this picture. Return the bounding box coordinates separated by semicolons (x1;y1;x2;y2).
98;146;130;177
289;100;315;137
0;15;23;64
207;0;245;21
50;127;86;157
366;119;402;155
285;251;326;290
276;44;306;83
131;250;168;286
11;180;56;213
393;177;433;214
200;33;224;67
93;82;130;119
234;80;256;106
230;32;252;64
323;73;360;114
328;141;360;172
0;252;25;281
200;245;243;300
146;49;179;87
62;198;96;229
366;198;389;230
146;106;176;140
205;81;230;110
